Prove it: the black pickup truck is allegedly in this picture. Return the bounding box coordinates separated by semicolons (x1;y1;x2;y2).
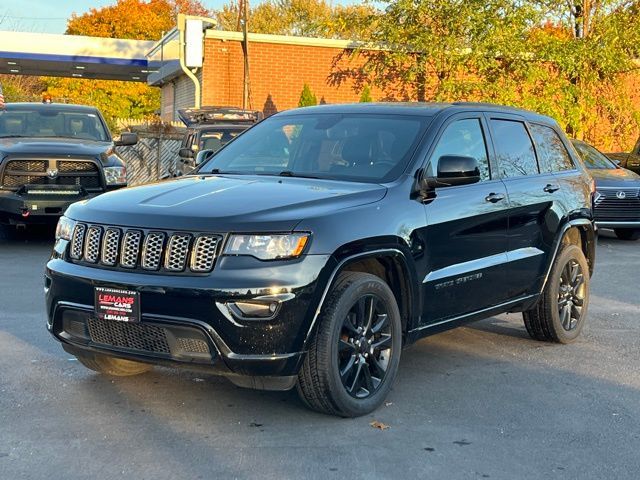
608;138;640;175
0;102;137;226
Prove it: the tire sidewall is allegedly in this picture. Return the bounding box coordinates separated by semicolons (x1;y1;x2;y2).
324;275;402;417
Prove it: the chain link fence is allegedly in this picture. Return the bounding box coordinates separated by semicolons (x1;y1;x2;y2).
117;132;183;186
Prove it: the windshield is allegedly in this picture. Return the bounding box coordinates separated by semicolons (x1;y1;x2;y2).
198;113;429;183
0;108;109;141
572;141;616;169
199;127;246;153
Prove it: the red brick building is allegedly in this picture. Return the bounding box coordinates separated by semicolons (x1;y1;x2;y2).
151;30;379;122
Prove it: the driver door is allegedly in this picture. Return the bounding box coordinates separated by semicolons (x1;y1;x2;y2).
420;115;511;325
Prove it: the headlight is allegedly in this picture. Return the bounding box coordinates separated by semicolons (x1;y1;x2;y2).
104;166;127;186
224;233;310;260
55;216;76;241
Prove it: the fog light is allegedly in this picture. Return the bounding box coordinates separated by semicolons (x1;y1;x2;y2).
230;301;279;319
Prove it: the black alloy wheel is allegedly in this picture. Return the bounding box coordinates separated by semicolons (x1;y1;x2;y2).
557;259;586;331
297;271;402;417
523;244;590;344
338;294;392;399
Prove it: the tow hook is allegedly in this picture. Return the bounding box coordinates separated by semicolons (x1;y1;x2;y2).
21;207;30;218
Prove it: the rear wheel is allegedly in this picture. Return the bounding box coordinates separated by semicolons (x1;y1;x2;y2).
523;244;590;344
297;272;402;417
75;351;152;376
614;229;640;241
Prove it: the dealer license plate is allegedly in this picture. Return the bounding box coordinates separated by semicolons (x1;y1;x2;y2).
94;286;140;323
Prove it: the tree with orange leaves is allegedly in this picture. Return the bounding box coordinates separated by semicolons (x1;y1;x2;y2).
67;0;210;40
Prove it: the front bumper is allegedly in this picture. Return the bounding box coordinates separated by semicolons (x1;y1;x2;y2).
45;243;334;388
0;187;102;224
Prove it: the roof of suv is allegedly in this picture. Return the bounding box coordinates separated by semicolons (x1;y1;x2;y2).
2;102;99;113
280;102;553;123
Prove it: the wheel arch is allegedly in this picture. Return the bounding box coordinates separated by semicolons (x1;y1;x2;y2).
542;218;595;294
302;247;419;351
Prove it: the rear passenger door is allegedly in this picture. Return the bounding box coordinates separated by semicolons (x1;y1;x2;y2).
421;115;510;325
487;114;565;299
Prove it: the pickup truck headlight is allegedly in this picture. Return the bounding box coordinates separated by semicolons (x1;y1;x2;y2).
224;233;310;260
104;166;127;186
55;216;76;241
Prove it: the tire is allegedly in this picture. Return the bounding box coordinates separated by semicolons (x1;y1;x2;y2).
523;244;590;344
614;229;640;241
75;351;152;376
297;272;402;417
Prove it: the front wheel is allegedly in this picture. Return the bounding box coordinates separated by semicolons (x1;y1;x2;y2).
297;272;402;417
523;244;590;344
614;229;640;241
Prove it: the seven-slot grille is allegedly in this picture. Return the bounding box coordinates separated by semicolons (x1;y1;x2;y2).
594;187;640;221
70;223;221;274
1;158;102;190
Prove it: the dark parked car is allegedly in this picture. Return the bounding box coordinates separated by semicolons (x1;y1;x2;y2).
174;106;262;177
0;102;137;226
46;103;595;417
572;139;640;241
607;137;640;175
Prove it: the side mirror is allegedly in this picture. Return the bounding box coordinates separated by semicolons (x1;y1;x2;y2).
179;147;195;159
195;149;215;167
114;132;138;147
435;155;481;187
418;155;481;192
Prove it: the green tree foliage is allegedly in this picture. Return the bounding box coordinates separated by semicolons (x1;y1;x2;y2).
359;85;373;102
298;83;318;107
214;0;376;39
333;0;640;148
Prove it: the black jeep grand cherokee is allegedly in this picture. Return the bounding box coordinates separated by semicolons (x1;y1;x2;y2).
46;103;595;417
0;103;136;225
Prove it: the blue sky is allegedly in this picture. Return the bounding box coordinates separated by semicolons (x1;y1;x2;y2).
0;0;362;34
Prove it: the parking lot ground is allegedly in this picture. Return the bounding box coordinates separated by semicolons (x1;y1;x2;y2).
1;227;639;480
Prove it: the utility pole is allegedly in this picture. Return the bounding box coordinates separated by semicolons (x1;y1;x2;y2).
238;0;251;109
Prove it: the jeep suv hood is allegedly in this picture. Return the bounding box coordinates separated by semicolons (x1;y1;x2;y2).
0;137;111;157
66;175;387;231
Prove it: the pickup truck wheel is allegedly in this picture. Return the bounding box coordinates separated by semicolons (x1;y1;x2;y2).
75;351;152;376
614;229;640;241
523;244;590;344
297;272;402;417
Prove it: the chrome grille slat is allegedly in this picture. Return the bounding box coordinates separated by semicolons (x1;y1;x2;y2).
191;236;219;273
101;228;121;266
165;234;191;272
69;223;220;274
120;230;142;268
141;232;166;271
83;226;103;263
70;224;86;260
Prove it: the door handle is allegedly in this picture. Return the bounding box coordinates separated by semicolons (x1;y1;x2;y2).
544;184;560;193
485;192;505;203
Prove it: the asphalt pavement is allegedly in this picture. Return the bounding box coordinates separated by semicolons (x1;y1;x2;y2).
1;226;639;480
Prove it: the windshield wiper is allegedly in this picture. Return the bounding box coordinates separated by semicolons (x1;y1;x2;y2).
278;170;321;179
0;135;26;138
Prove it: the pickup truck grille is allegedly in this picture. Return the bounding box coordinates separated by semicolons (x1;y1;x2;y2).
70;223;221;274
1;159;102;190
594;187;640;221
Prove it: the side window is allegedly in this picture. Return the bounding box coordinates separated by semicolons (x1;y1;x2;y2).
430;118;490;181
529;123;574;172
490;120;538;178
